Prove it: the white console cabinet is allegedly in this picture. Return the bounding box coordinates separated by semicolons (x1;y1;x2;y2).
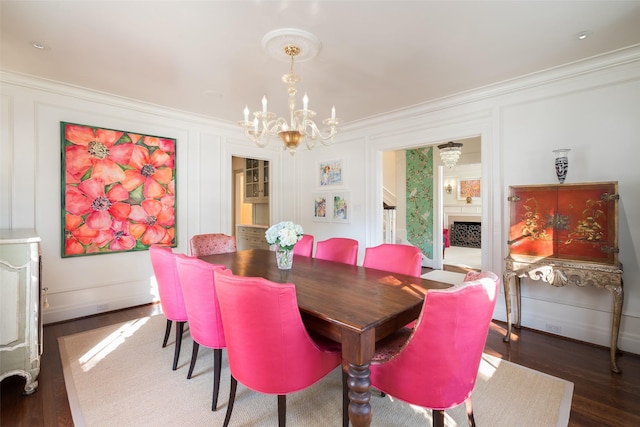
0;229;42;394
236;225;270;250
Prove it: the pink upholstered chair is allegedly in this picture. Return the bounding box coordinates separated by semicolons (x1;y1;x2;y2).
314;237;358;265
369;271;500;427
175;254;227;411
293;234;314;257
213;269;347;427
149;245;188;371
363;243;422;277
189;233;237;257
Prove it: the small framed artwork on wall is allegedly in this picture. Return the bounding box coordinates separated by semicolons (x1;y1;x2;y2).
313;194;330;222
457;178;481;201
332;192;350;223
318;159;344;187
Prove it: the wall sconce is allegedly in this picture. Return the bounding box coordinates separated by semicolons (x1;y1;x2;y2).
444;183;453;194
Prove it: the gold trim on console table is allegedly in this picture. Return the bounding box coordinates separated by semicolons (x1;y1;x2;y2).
503;256;623;373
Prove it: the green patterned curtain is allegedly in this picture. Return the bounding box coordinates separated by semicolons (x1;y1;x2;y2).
406;147;433;259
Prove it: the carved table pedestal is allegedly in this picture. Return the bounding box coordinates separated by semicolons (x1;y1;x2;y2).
503;256;623;373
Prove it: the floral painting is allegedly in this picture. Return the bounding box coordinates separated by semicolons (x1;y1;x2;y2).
61;122;176;257
457;178;481;200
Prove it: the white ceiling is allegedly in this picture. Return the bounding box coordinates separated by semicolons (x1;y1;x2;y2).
2;1;640;126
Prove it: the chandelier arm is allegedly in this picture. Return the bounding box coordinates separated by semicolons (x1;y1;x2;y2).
242;125;271;147
264;117;289;137
302;119;338;143
304;134;315;151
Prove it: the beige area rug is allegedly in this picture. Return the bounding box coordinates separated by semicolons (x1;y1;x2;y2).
421;270;467;285
59;315;573;427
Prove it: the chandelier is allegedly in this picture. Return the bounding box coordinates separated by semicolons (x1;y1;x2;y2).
438;141;463;168
239;29;341;155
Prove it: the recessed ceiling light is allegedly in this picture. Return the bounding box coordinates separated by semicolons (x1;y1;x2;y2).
576;30;593;41
31;41;46;49
202;89;223;97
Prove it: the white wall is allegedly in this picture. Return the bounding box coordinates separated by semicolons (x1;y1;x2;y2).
2;45;639;355
0;72;282;323
324;46;640;355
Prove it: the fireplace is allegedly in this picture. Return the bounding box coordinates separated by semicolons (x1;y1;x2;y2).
450;221;481;248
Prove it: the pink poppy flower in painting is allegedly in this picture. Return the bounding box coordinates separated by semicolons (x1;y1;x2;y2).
121;144;174;199
65;178;132;230
134;134;176;156
64;124;134;184
129;199;174;245
158;226;176;246
92;219;137;251
64;214;99;255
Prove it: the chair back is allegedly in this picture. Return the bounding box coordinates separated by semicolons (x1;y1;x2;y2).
175;254;226;348
190;233;237;257
363;244;422;277
293;234;314;257
370;271;500;410
214;269;341;394
315;237;359;265
149;245;187;322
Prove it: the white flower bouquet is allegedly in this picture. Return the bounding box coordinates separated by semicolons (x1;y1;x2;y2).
265;221;304;251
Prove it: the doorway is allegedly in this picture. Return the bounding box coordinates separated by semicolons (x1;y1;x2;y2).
231;156;270;249
381;136;482;271
234;169;252;229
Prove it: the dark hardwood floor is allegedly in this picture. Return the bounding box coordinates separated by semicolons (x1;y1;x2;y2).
2;302;639;426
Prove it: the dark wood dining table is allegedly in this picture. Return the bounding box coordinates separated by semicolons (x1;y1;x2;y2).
199;249;452;427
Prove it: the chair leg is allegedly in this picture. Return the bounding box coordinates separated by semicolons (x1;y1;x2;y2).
211;348;222;411
277;395;286;427
465;397;476;427
222;376;237;427
187;342;200;379
172;321;185;370
342;370;349;427
162;319;172;348
433;409;445;427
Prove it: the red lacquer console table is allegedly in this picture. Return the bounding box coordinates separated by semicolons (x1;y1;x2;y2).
503;182;623;373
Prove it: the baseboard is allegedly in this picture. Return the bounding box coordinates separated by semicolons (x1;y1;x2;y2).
493;296;640;356
421;255;434;268
43;293;157;324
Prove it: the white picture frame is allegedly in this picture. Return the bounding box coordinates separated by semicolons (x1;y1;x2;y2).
312;193;330;222
318;159;344;188
332;192;350;223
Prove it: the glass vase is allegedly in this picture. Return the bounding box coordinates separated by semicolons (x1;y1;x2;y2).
275;245;294;270
553;149;570;184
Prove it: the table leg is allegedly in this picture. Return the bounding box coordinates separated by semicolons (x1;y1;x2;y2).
347;363;372;426
342;328;375;427
503;272;513;342
607;283;624;374
514;275;522;329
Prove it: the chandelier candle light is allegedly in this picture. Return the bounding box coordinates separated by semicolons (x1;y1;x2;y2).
265;221;304;270
239;29;341;155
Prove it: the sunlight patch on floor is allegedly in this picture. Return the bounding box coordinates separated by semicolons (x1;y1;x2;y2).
79;317;150;372
477;354;500;381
